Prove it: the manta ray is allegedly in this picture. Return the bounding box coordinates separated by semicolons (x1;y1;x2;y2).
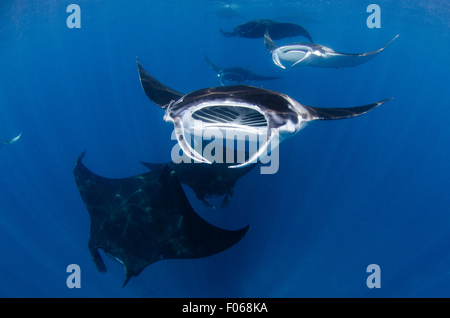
204;54;282;86
265;31;399;69
0;133;21;150
73;151;249;287
140;159;257;209
137;59;392;168
220;19;313;42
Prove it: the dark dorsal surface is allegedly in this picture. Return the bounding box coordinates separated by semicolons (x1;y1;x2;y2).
73;151;249;287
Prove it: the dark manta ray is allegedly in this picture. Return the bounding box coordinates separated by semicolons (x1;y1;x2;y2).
73;151;249;287
0;133;21;150
265;31;399;69
140;160;257;209
137;59;392;168
220;19;313;42
204;54;282;86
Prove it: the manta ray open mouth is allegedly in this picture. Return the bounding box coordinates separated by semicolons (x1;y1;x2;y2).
191;106;267;128
178;104;270;168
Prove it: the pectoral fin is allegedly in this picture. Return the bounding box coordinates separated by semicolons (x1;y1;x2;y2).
137;58;184;109
304;98;393;120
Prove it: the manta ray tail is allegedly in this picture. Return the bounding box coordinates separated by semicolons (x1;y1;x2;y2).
305;97;393;120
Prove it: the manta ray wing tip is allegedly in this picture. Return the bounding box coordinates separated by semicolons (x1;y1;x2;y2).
13;132;21;140
121;275;131;288
76;150;86;164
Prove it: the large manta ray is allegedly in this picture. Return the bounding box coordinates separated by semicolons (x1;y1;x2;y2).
73;151;249;287
137;59;392;169
140;159;257;209
0;133;21;150
204;54;282;86
220;19;313;42
265;31;399;69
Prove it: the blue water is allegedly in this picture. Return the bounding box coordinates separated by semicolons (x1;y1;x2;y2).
0;0;449;297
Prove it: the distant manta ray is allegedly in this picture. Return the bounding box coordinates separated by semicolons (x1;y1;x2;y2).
0;133;21;149
220;19;313;42
265;31;399;69
204;54;283;86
